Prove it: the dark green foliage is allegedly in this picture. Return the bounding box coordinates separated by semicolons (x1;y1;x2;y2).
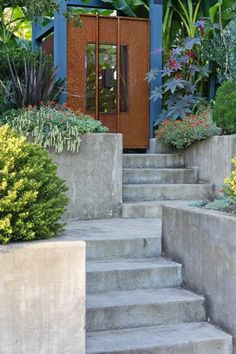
0;48;58;114
0;50;63;109
0;48;45;82
213;80;236;134
0;125;68;244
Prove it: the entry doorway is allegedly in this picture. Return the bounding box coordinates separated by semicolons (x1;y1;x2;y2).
67;14;150;148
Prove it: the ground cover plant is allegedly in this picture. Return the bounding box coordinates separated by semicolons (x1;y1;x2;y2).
213;80;236;134
0;105;109;153
155;112;221;149
0;125;68;244
190;157;236;215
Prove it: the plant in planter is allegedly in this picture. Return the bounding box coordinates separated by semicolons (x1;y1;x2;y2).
0;125;68;244
156;111;221;149
0;105;109;153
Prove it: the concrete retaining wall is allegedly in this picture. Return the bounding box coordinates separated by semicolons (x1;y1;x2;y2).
162;205;236;353
150;135;236;189
0;239;86;354
184;135;236;189
50;133;123;220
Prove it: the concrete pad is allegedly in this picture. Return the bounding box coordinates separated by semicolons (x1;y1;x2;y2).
61;218;162;259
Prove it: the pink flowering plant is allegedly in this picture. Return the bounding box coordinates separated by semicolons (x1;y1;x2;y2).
156;112;221;149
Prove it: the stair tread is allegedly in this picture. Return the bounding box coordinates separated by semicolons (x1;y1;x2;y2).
123;168;195;171
123;183;213;187
123;200;193;206
87;287;204;309
86;322;232;353
87;257;182;272
123;154;183;157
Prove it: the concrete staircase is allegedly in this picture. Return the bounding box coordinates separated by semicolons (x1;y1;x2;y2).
122;153;214;218
81;218;232;354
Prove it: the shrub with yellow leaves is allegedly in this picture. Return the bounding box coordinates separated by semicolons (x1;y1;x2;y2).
224;157;236;201
0;125;68;244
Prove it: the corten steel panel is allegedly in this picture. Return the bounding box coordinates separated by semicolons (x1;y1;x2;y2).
42;35;54;57
67;15;149;148
119;18;149;148
67;16;96;114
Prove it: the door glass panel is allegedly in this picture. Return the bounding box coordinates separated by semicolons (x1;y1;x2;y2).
85;43;128;113
99;44;117;113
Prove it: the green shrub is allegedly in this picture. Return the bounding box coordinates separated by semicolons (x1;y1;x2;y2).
213;81;236;134
0;105;109;153
0;125;68;244
156;112;221;149
0;48;63;114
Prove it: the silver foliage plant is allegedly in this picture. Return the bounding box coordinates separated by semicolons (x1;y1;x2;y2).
1;105;108;153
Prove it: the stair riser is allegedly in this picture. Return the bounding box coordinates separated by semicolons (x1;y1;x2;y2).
86;266;182;293
86;301;205;332
123;185;213;202
85;238;161;260
122;204;162;218
87;340;232;354
123;155;184;169
123;169;198;184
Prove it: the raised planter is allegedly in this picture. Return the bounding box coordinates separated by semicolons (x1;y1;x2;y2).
0;239;85;354
150;135;236;189
50;133;123;220
162;204;236;353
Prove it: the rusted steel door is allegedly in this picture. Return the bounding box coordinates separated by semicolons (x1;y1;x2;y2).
67;14;149;148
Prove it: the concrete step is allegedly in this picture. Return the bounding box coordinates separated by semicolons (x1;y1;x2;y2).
87;258;182;294
123;183;213;202
123;168;198;184
86;288;205;332
122;200;192;219
63;219;162;260
87;322;233;354
123;154;184;169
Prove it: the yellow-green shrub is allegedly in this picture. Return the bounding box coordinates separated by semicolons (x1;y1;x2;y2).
0;125;68;244
224;157;236;200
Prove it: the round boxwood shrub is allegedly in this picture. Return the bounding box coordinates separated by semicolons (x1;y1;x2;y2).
213;81;236;134
0;125;68;244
